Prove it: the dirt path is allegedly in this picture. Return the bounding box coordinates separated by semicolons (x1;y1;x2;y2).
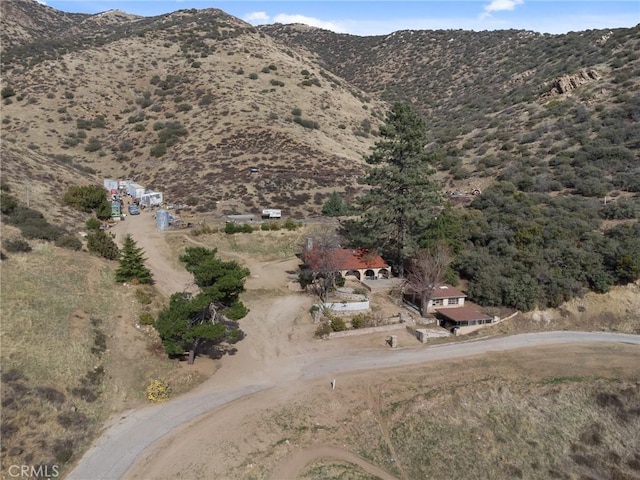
111;212;197;296
66;214;640;480
272;445;399;480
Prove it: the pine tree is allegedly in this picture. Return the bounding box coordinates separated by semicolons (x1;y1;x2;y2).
115;234;153;284
154;247;250;364
344;102;443;277
322;191;349;216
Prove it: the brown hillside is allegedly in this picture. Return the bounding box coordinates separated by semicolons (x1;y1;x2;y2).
1;6;384;217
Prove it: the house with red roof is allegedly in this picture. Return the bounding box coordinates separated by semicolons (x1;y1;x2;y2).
302;243;390;281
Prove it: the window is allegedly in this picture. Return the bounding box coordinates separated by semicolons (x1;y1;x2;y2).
432;299;444;306
448;297;459;305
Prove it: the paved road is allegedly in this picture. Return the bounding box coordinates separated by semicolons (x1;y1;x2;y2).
66;331;639;480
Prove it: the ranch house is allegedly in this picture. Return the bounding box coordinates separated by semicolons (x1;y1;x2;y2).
302;242;390;281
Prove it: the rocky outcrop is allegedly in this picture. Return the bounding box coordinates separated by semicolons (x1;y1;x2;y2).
541;69;599;97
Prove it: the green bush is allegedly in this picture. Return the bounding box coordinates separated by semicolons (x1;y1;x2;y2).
1;86;16;98
248;73;258;80
3;239;31;253
330;317;347;332
55;235;82;251
85;216;101;230
351;314;367;329
87;230;119;260
135;288;153;305
225;222;254;234
84;138;102;152
139;312;155;326
284;218;300;230
150;144;167;157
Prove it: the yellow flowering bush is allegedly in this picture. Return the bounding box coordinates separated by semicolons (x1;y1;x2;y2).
146;379;171;402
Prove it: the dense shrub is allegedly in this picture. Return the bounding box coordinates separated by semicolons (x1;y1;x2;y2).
63;185;110;219
453;183;640;309
3;239;31;252
86;230;119;260
224;222;254;234
55;235;83;251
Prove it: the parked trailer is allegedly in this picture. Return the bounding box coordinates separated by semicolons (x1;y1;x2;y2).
103;179;118;191
262;209;282;219
140;190;163;207
126;183;145;199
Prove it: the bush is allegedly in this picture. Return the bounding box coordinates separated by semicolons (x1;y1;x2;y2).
351;314;369;329
139;312;155;326
284;218;300;230
315;322;332;337
3;239;31;253
150;144;167;157
225;222;254;234
85;216;101;230
146;380;171;402
248;73;258;80
55;235;82;251
135;288;153;305
330;317;347;332
86;230;119;260
176;103;192;112
84;138;102;152
1;86;16;98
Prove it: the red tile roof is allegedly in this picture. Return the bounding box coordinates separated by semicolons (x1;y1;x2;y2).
436;306;493;322
305;247;389;271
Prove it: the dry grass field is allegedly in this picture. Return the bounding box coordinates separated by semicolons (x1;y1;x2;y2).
127;344;640;480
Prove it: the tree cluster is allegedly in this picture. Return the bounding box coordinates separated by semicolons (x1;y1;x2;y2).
454;182;639;310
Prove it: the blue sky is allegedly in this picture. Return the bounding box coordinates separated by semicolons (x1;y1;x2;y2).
43;1;640;35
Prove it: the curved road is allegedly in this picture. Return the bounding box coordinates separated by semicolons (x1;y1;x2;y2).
66;331;640;480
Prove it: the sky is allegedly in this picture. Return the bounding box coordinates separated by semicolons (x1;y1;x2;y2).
42;0;640;36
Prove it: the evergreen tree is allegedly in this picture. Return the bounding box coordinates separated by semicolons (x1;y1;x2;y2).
154;247;250;364
115;234;153;284
343;103;442;277
322;191;349;217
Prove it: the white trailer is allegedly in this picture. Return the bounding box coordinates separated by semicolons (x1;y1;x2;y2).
127;183;145;199
140;190;163;207
262;209;282;219
103;179;118;192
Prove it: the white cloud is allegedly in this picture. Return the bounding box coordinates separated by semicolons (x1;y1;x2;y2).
244;11;270;23
484;0;524;13
35;0;47;4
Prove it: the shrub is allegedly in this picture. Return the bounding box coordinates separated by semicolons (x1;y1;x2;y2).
84;138;102;152
293;116;319;130
135;288;153;305
176;103;192;112
351;314;367;329
248;73;258;80
225;222;254;234
291;107;302;116
315;322;332;337
146;380;171;402
330;317;347;332
284;218;300;230
1;86;16;98
55;235;82;251
139;312;155;326
3;239;31;253
86;230;119;260
150;144;167;157
85;216;101;230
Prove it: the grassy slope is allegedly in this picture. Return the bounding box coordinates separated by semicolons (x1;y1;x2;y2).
0;245;180;476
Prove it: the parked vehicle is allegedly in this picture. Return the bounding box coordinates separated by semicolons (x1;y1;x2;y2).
128;204;140;215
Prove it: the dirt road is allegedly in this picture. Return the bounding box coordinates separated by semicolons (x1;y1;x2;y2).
66;214;640;480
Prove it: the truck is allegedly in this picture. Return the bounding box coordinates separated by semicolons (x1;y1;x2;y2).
126;183;145;199
261;209;282;219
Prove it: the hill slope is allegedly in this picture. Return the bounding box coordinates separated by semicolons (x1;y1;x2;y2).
1;6;384;217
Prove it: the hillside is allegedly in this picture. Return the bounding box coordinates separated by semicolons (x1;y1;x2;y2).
1;4;384;218
261;24;640;197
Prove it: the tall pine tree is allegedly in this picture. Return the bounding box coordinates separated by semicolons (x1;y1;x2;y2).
115;234;153;284
345;102;442;277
